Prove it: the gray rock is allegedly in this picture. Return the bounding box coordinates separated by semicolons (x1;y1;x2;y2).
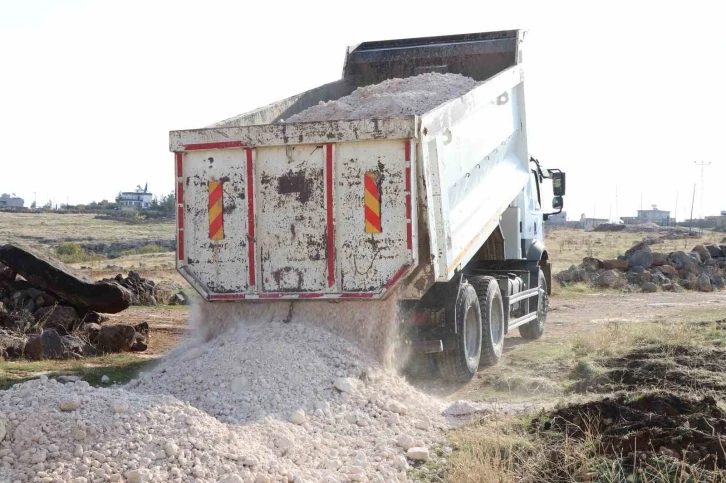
625;241;652;257
651;272;668;284
24;335;42;360
628;250;653;269
662;283;685;293
40;329;65;359
705;244;724;258
61;335;97;357
669;251;700;268
692;245;712;261
582;257;603;272
651;252;668;266
712;275;725;290
34;305;78;331
696;273;713;292
659;265;677;276
96;324;137;353
0;261;16;281
641;282;658;293
596;270;624;289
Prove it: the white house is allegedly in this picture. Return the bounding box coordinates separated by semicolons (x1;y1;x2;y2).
0;193;24;208
118;185;153;210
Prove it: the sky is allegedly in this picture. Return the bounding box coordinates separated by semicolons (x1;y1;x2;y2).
0;0;724;221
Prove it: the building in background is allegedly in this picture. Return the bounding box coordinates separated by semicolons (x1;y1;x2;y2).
117;184;153;210
621;205;674;226
0;193;24;208
580;214;609;230
706;211;726;230
545;211;567;227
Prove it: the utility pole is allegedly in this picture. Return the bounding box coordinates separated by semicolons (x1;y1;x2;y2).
694;161;711;219
689;184;696;233
615;185;619;223
674;191;678;226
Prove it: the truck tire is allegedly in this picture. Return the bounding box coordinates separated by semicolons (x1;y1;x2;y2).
436;281;482;382
469;276;505;366
519;270;547;340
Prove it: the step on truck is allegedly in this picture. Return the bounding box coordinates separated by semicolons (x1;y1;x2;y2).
170;29;566;382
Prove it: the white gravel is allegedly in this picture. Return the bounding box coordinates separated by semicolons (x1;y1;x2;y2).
286;73;478;122
1;311;447;482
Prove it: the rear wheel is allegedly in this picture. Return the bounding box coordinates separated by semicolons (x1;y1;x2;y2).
519;270;547;340
470;276;505;366
436;281;482;382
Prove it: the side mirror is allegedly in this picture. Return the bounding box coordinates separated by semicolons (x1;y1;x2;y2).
552;196;563;210
552;171;566;196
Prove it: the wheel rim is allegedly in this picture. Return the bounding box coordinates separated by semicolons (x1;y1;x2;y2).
491;297;503;355
464;306;479;365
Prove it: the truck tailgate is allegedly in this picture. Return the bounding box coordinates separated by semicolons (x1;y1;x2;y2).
171;121;418;300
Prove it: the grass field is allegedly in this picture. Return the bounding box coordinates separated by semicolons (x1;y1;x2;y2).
0;211;182;282
546;227;724;273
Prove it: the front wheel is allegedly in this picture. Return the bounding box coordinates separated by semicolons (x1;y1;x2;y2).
519;270;548;340
436;281;482;382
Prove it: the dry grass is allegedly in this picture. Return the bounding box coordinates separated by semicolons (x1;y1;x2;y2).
444;316;726;482
0;211;184;284
0;212;174;248
447;414;726;483
545;228;724;274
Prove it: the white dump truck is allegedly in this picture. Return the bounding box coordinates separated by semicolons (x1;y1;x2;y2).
169;30;566;381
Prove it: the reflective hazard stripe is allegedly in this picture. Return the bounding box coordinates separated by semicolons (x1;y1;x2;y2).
364;172;381;233
208;180;224;240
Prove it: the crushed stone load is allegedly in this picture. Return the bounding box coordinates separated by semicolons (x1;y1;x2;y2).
129;319;444;481
286;73;478;122
2;315;445;482
0;377;262;483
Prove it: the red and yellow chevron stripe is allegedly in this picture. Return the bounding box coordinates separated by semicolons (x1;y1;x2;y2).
208;180;224;240
364;172;381;233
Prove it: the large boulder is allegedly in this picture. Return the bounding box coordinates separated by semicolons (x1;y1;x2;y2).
625;241;652;257
61;335;97;357
628;250;653;269
660;265;677;277
712;275;725;290
95;324;137;353
596;270;625;289
24;329;66;360
0;244;132;313
0;262;16;281
603;259;629;271
641;282;658;293
669;251;700;269
696;274;713;292
705;244;724;259
651;252;668;266
33;305;78;331
692;245;712;262
582;257;603;272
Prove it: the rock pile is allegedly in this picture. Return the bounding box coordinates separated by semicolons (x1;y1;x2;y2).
100;271;187;307
556;241;726;292
0;245;149;360
1;320;446;482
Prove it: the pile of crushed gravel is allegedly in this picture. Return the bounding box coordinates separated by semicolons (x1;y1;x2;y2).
286;73;478;122
1;305;446;482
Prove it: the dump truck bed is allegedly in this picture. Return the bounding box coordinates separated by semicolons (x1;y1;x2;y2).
170;30;530;301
